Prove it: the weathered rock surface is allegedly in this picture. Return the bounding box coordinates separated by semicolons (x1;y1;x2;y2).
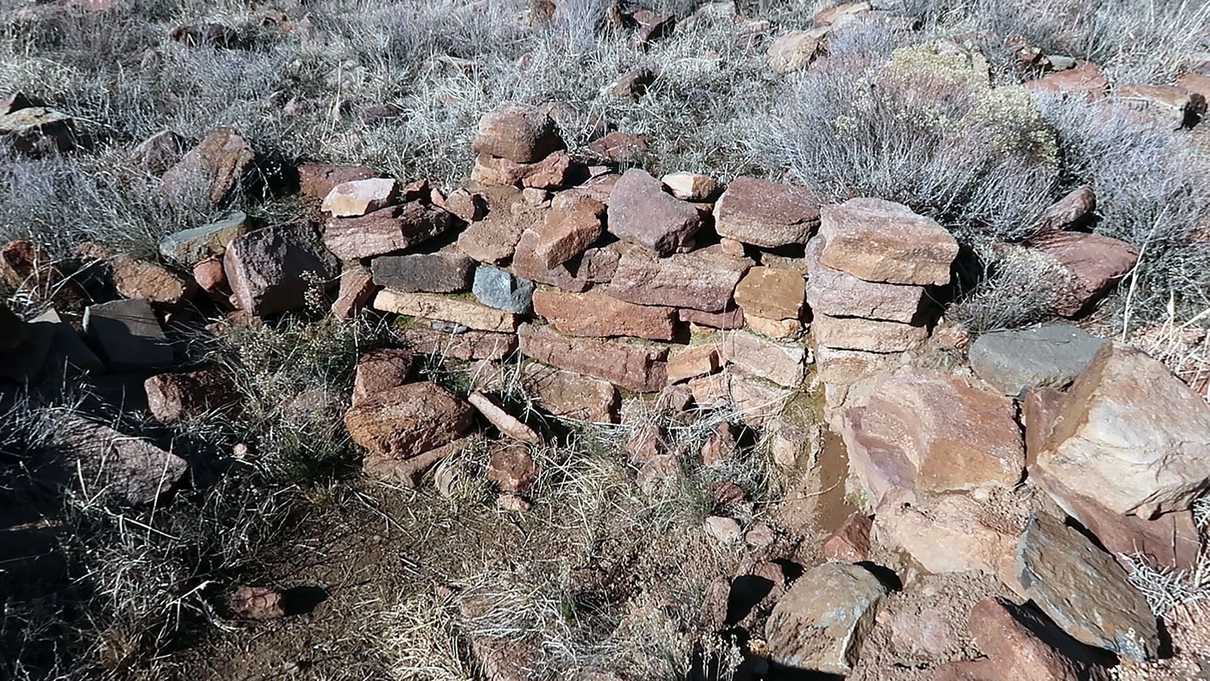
399;326;517;361
765;562;887;674
352;348;415;405
487;443;538;492
804;237;927;323
159;211;248;266
371;252;474;293
1034;343;1210;518
111;256;192;306
522;364;620;423
472;265;535;314
66;420;188;506
471;103;564;163
323;202;451;260
297;163;381;202
132;130;187;175
331;265;377;319
608;247;750;312
1027;231;1138;317
714;177;822;248
822;513;872;563
83;299;174;370
969;324;1105;396
529;193;605;268
518;323;667;392
767;28;829;74
817;198;958;285
533;289;678;341
145;368;237;424
733;266;804;321
374;290;519;332
841;370;1023;504
607;169;704;256
1034;185;1096;234
161;127;255;207
812;314;929;353
966;597;1113;681
344;382;475;459
667;343;721;384
456;191;545;264
661;172;721;201
721;330;806;388
224;225;338;316
1016;513;1159;661
874;490;1017;575
1024;62;1108;98
0;106;75;157
321;178;398;217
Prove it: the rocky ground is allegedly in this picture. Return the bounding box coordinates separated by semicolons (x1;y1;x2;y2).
2;0;1210;680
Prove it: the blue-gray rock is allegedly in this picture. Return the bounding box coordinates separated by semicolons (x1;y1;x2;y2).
158;211;248;265
969;323;1105;396
473;265;534;314
83;299;175;370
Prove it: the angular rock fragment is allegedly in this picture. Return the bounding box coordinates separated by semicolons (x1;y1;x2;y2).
714;177;822;248
374;290;519;332
532;289;678;341
518;323;666;392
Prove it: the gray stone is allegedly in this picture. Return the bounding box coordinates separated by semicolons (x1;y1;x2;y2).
472;265;535;314
66;420;188;506
969;324;1106;396
83;299;174;371
765;562;887;674
372;252;474;293
1016;513;1159;661
158;211;248;266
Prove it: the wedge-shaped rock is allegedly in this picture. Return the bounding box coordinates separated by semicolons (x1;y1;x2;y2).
529;193;605;268
714;177;822;247
841;370;1023;505
533;289;678;341
518;323;666;392
83;299;174;370
374;290;518;332
666;343;721;384
161;127;254;207
66;420;188;506
817;198;958;285
1016;513;1159;661
344;382;475;459
323;202;450;260
721;330;806;388
765;563;886;675
607;168;704;256
608;246;750;312
1034;343;1210;518
804;237;926;322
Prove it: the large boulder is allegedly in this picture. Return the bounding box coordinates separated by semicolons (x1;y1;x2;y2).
224;225;338;316
969;324;1105;396
765;562;887;674
1033;343;1210;518
1016;513;1159;661
606;168;705;256
608;246;751;312
713;177;823;248
816;198;958;285
471;103;564;163
161;127;255;207
532;289;679;341
344;382;475;459
841;370;1024;504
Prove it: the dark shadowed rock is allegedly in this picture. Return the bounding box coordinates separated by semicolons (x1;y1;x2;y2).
1016;513;1159;661
0;107;75;157
145;368;238;424
372;252;474;293
65;420;188;506
132;130;187;175
352;348;415;405
83;299;174;370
